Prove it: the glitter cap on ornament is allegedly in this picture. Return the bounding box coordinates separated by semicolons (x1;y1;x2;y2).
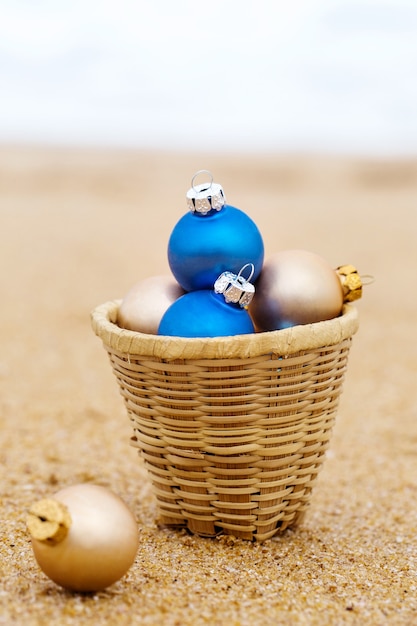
336;264;363;302
214;263;255;308
186;170;226;214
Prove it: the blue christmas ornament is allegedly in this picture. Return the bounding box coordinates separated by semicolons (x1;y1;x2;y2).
167;171;264;292
158;265;256;338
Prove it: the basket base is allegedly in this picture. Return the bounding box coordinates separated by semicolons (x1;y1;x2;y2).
138;443;321;542
156;508;308;542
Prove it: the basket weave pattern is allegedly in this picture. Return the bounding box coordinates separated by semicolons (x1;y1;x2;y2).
92;301;358;542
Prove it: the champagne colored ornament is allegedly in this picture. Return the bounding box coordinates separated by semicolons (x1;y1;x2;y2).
168;170;264;291
117;274;185;334
27;484;138;592
158;264;256;338
249;250;344;331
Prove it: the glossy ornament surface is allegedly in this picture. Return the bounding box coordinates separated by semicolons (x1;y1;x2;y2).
167;172;264;291
249;249;344;331
158;289;255;338
117;274;185;334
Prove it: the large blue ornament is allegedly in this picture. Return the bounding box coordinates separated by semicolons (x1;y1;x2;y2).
167;172;264;292
158;290;255;338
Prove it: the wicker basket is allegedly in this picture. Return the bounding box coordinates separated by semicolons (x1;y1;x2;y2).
91;301;358;542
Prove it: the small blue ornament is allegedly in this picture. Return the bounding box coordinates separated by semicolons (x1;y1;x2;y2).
167;171;264;292
158;265;256;338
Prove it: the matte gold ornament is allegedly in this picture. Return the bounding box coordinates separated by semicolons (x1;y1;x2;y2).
27;484;139;592
249;250;344;332
117;275;185;334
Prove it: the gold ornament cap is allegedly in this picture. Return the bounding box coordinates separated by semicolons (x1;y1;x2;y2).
27;498;72;545
214;263;255;308
186;170;226;215
336;264;363;302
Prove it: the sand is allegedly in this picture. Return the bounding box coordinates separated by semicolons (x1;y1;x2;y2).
1;146;416;625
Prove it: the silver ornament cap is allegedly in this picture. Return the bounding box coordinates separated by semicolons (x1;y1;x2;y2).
186;170;226;214
214;263;255;308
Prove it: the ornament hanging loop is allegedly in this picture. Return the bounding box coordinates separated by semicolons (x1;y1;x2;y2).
361;274;375;286
186;170;226;214
237;262;255;284
214;263;256;308
191;169;214;193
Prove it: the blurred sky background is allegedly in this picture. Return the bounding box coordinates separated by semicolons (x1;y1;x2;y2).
1;0;416;156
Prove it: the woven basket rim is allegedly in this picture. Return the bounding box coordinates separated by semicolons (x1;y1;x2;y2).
91;300;358;361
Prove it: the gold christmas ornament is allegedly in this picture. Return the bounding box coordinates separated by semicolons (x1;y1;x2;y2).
117;274;185;334
249;250;344;332
27;484;139;592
